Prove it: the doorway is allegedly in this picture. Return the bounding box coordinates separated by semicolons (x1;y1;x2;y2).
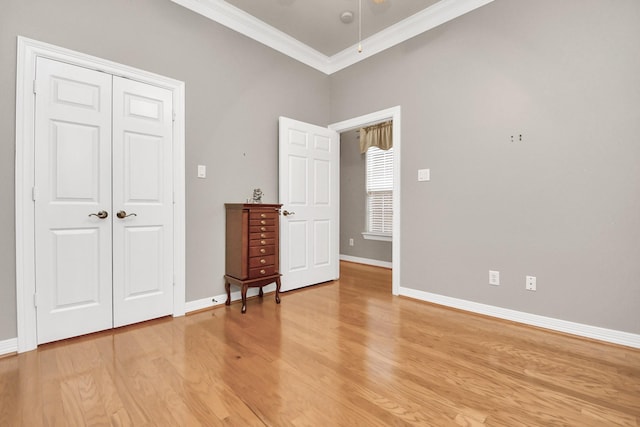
33;57;175;344
329;106;401;295
15;37;186;352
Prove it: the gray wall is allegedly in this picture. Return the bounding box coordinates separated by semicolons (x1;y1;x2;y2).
340;130;392;262
330;0;640;334
0;0;329;340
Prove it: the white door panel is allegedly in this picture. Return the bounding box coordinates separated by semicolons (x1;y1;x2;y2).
34;58;174;343
34;57;113;344
279;117;339;291
112;77;173;327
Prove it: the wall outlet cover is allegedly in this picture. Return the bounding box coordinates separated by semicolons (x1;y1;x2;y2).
489;270;500;286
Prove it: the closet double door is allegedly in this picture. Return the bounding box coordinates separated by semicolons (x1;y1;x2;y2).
34;57;174;344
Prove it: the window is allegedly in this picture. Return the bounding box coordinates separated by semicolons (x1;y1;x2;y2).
364;146;393;241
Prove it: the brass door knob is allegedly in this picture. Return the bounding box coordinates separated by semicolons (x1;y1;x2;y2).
116;210;137;219
88;210;108;219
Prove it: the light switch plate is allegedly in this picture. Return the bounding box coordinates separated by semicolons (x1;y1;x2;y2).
197;164;206;178
489;270;500;286
418;168;430;181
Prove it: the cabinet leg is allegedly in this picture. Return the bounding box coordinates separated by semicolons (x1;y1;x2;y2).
241;284;248;314
258;287;264;298
225;280;231;306
275;277;281;304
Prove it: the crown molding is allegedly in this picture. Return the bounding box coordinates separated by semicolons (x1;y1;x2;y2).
327;0;495;74
170;0;494;75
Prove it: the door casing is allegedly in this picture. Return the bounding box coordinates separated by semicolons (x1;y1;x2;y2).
15;36;186;353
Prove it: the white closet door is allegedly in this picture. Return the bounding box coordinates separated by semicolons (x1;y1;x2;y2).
34;58;175;344
34;57;114;344
112;77;174;327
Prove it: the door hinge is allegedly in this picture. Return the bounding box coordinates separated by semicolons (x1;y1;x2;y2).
33;79;37;94
33;293;38;308
172;111;176;122
32;186;37;202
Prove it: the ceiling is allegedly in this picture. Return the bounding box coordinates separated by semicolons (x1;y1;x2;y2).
223;0;441;57
170;0;494;74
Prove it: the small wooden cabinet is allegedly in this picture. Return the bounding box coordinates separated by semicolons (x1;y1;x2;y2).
224;203;282;313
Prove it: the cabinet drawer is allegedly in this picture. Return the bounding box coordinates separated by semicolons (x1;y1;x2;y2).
249;211;279;220
250;225;275;233
248;238;275;247
249;232;276;240
249;265;276;278
249;255;275;268
249;219;276;227
249;246;275;257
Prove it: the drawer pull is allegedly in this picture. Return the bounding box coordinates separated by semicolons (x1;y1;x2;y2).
260;259;266;264
260;233;266;238
260;213;266;218
260;269;266;275
261;227;266;231
260;248;266;254
260;240;266;245
260;220;266;225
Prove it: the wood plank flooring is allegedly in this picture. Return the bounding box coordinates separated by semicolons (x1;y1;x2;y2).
1;261;639;426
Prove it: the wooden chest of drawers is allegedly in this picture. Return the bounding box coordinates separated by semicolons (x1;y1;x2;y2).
224;203;282;313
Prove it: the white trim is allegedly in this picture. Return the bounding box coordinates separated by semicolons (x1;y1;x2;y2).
170;0;494;75
340;255;392;269
399;287;640;349
15;36;186;353
170;0;330;73
362;232;392;242
0;338;18;356
329;106;401;296
185;284;277;313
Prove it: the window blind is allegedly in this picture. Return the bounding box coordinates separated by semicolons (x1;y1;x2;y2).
366;146;393;235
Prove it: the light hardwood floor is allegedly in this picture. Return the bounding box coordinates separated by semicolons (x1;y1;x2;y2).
1;261;639;426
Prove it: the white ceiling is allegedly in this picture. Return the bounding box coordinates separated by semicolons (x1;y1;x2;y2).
224;0;441;56
170;0;494;74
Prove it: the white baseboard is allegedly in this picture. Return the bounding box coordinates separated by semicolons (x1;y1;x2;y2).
0;338;18;356
399;287;640;349
185;283;277;313
340;254;392;269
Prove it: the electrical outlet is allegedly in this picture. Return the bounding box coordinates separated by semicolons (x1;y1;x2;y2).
349;238;354;246
489;270;500;286
526;276;536;291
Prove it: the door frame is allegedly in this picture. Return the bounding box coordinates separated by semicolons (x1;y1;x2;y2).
329;106;401;296
14;36;186;353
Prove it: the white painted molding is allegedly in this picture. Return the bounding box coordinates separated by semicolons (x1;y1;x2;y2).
15;36;186;353
170;0;494;75
170;0;330;73
326;0;495;74
0;338;18;357
185;284;277;313
340;254;392;269
362;232;392;242
399;287;640;349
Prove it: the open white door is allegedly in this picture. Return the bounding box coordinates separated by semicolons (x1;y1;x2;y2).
278;117;339;291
